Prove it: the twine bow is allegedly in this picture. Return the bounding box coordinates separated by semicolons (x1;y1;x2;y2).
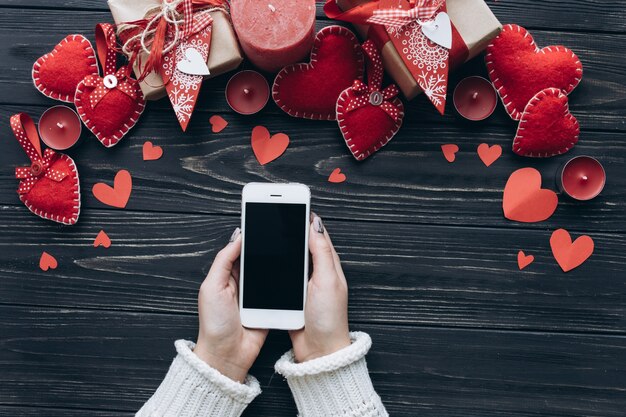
367;0;445;28
10;113;67;195
346;40;401;122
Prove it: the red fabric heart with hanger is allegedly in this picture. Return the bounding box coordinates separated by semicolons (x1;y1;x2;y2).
336;40;404;161
10;113;80;225
32;34;99;102
74;23;145;147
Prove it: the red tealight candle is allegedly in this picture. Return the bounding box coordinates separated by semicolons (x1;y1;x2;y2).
453;76;498;121
225;70;270;115
38;105;82;150
559;156;606;201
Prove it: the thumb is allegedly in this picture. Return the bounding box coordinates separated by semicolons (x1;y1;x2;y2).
207;227;242;286
309;216;336;283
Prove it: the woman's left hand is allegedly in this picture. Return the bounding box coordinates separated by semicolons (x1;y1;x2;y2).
194;228;268;383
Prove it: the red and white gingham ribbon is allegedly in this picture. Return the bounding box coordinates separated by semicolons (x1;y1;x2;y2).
367;0;445;28
346;40;402;122
10;113;67;194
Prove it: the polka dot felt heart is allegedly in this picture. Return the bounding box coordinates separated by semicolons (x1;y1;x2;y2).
336;41;404;161
273;26;364;120
10;113;80;225
514;88;580;157
74;24;145;148
32;34;98;103
485;24;583;121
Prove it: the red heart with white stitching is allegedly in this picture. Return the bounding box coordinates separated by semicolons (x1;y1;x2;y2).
485;24;583;121
272;26;364;121
32;34;99;103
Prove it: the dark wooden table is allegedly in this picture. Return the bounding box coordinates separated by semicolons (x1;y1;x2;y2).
1;1;625;416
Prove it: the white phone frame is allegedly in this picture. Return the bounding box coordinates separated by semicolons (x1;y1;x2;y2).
239;182;310;330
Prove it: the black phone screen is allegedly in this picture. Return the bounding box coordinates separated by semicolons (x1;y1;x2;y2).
242;202;307;310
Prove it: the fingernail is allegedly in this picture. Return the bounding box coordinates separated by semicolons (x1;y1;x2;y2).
313;216;324;234
229;227;241;242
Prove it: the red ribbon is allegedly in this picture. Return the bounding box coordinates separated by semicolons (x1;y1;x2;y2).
10;113;67;195
367;0;444;27
346;40;402;122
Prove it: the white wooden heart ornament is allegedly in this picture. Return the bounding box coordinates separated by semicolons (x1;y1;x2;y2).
176;47;210;76
421;12;452;49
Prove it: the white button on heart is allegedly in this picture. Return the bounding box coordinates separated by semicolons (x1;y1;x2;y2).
103;74;118;89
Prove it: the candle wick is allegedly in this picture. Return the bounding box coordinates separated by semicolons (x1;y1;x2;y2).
582;175;588;181
56;122;64;129
472;92;479;100
268;4;276;12
243;88;250;95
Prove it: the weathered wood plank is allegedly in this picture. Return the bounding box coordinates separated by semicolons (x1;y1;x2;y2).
1;306;624;416
0;407;131;416
0;207;623;333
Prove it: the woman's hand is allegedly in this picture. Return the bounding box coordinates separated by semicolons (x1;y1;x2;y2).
289;215;352;363
194;228;268;383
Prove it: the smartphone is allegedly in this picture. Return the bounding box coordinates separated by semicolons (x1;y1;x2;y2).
239;182;310;330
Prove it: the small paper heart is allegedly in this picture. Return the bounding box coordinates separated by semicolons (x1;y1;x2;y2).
209;115;228;133
92;170;133;209
176;47;210;76
517;250;534;270
251;126;289;165
421;12;452;49
143;141;163;161
328;168;347;183
94;230;111;248
441;144;459;163
550;229;594;272
39;251;58;271
477;143;502;167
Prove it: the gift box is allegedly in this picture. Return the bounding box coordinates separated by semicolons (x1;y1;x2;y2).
108;0;243;101
334;0;501;104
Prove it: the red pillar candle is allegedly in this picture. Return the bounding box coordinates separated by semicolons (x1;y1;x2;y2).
38;105;82;150
453;76;498;121
231;0;316;73
559;156;606;201
226;70;270;115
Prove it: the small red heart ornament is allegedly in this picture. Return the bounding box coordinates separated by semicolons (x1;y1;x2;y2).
39;251;58;271
477;143;502;167
209;115;228;133
485;24;583;121
32;34;98;102
513;88;580;157
550;229;594;272
10;113;81;225
328;168;347;183
517;250;534;270
273;26;364;121
251;126;290;165
503;167;558;223
74;24;145;147
441;144;459;163
142;141;163;161
337;41;404;161
94;230;112;248
92;170;132;209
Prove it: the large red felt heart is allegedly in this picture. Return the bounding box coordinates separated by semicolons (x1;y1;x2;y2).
272;26;364;121
513;88;580;157
485;24;583;121
32;35;99;103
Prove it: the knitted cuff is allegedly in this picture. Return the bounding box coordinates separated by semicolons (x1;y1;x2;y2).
274;332;388;417
136;340;261;417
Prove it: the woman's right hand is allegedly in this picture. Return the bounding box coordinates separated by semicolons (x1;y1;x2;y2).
289;215;352;363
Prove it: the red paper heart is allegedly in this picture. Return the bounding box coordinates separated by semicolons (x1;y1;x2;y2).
513;88;580;157
209;115;228;133
92;170;132;208
94;230;112;248
485;24;583;120
251;126;289;165
39;251;58;271
477;143;502;167
328;168;346;183
441;144;459;163
517;250;534;270
503;167;558;223
273;26;364;120
32;35;98;102
143;141;163;161
550;229;594;272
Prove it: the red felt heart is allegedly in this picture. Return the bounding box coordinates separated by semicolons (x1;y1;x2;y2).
485;24;583;121
513;88;580;157
32;34;99;102
503;167;558;223
272;26;364;121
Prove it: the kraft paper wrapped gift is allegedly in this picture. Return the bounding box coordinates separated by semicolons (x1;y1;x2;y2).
108;0;243;101
335;0;502;100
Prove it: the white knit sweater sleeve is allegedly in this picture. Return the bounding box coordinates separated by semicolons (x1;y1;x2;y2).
136;340;261;417
274;331;389;417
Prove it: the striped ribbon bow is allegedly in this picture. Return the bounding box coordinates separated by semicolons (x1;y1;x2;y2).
367;0;445;28
10;113;67;194
346;41;402;122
